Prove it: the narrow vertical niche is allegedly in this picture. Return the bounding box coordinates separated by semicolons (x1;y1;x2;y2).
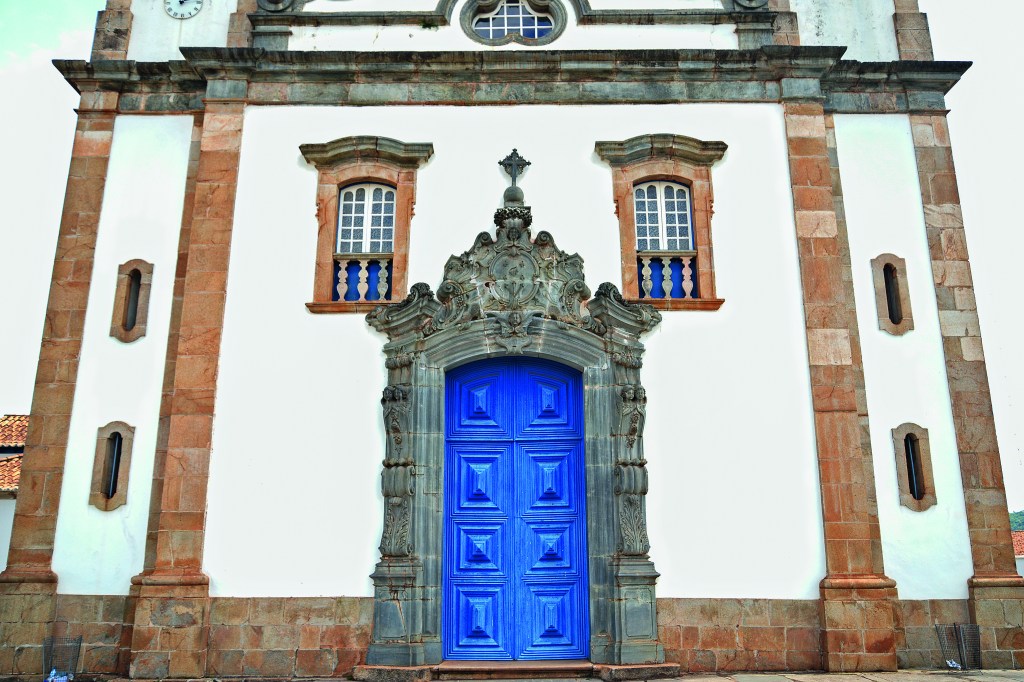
892;423;935;512
110;260;154;343
872;254;914;335
90;421;134;511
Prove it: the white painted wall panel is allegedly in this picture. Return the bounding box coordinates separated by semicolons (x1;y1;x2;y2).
835;114;973;600
127;0;237;61
51;116;193;595
790;0;898;62
0;498;15;572
303;0;724;12
208;103;825;598
290;19;736;51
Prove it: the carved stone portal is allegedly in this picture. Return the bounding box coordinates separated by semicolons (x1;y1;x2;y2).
364;181;663;666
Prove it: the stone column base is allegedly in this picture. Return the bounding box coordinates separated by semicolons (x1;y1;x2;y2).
969;575;1024;669
820;577;899;672
129;577;210;679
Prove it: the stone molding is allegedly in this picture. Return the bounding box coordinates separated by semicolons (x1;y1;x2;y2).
89;421;135;512
596;134;728;168
362;203;665;666
870;253;915;336
109;259;154;343
596;135;727;307
300;136;434;171
890;423;936;513
460;0;568;46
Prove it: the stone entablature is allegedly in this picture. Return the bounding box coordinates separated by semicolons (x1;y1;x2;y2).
52;47;969;117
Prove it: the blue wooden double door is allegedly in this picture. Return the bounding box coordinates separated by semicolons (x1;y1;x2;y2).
443;357;590;660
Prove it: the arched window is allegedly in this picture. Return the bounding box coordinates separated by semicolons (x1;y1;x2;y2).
124;269;142;331
891;423;935;512
473;0;554;41
871;254;914;335
90;421;135;511
337;183;396;255
596;134;727;310
110;259;154;343
633;181;693;252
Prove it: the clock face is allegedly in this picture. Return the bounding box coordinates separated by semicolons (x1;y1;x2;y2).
164;0;204;19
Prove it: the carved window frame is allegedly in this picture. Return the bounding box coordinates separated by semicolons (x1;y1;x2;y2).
871;253;915;336
461;0;568;46
891;423;936;512
90;421;135;511
596;134;728;311
110;259;154;343
300;136;434;314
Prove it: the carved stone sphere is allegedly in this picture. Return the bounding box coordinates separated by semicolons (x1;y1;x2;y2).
503;185;525;205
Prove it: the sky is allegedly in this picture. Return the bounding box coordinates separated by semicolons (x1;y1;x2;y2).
0;2;1022;510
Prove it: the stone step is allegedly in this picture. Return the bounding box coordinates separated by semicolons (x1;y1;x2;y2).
353;662;681;682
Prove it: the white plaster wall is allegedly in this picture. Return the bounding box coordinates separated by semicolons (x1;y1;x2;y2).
835;114;974;600
290;0;737;52
789;0;898;62
0;498;15;573
207;102;825;599
51;116;193;595
127;0;237;61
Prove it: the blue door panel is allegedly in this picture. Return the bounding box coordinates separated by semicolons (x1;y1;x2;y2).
444;358;589;661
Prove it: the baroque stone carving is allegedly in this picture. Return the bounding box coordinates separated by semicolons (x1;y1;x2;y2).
618;385;647;450
380;386;414;557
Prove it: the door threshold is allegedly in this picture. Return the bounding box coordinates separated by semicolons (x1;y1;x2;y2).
434;660;594;680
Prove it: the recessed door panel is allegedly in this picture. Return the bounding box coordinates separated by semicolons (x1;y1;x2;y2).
443;358;589;661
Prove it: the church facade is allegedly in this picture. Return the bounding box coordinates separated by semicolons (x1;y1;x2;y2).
1;0;1022;678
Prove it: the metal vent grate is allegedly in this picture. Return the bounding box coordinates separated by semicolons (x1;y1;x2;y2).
935;623;981;671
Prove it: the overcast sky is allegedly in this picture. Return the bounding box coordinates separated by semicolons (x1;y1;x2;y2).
0;2;1021;510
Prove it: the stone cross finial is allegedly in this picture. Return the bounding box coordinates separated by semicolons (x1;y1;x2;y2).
499;149;531;187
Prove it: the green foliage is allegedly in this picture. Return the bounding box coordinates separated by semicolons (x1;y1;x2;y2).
1011;510;1024;531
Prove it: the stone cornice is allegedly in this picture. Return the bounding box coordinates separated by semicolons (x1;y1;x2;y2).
299;136;434;170
51;47;971;115
596;134;728;168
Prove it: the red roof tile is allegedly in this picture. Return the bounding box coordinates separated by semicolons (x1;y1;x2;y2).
0;455;21;493
0;415;28;448
1013;531;1024;557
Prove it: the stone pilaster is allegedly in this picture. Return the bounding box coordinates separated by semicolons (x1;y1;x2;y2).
910;113;1024;669
227;0;258;48
784;101;898;672
91;0;133;60
893;0;934;62
0;90;118;674
768;0;800;46
130;94;246;679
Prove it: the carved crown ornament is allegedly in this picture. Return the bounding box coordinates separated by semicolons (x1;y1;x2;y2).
366;150;662;344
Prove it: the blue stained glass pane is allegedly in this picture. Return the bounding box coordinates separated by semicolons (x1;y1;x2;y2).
524;16;535;26
665;200;675;211
343;191;354;203
371;228;382;239
352;243;363;253
667;214;676;225
384;202;394;212
352;215;364;227
645;185;657;199
637;213;647;225
524;27;536;38
383;215;394;227
667;239;677;250
650;226;659;237
342;216;352;228
638;239;648;251
667;226;677;238
538;18;552;26
342;203;353;214
383;241;393;252
355;188;365;200
371;216;382;227
635;188;644;200
507;4;520;14
665;186;676;199
341;228;352;240
509;18;521;28
537;25;551;36
373;188;383;200
385;191;395;201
